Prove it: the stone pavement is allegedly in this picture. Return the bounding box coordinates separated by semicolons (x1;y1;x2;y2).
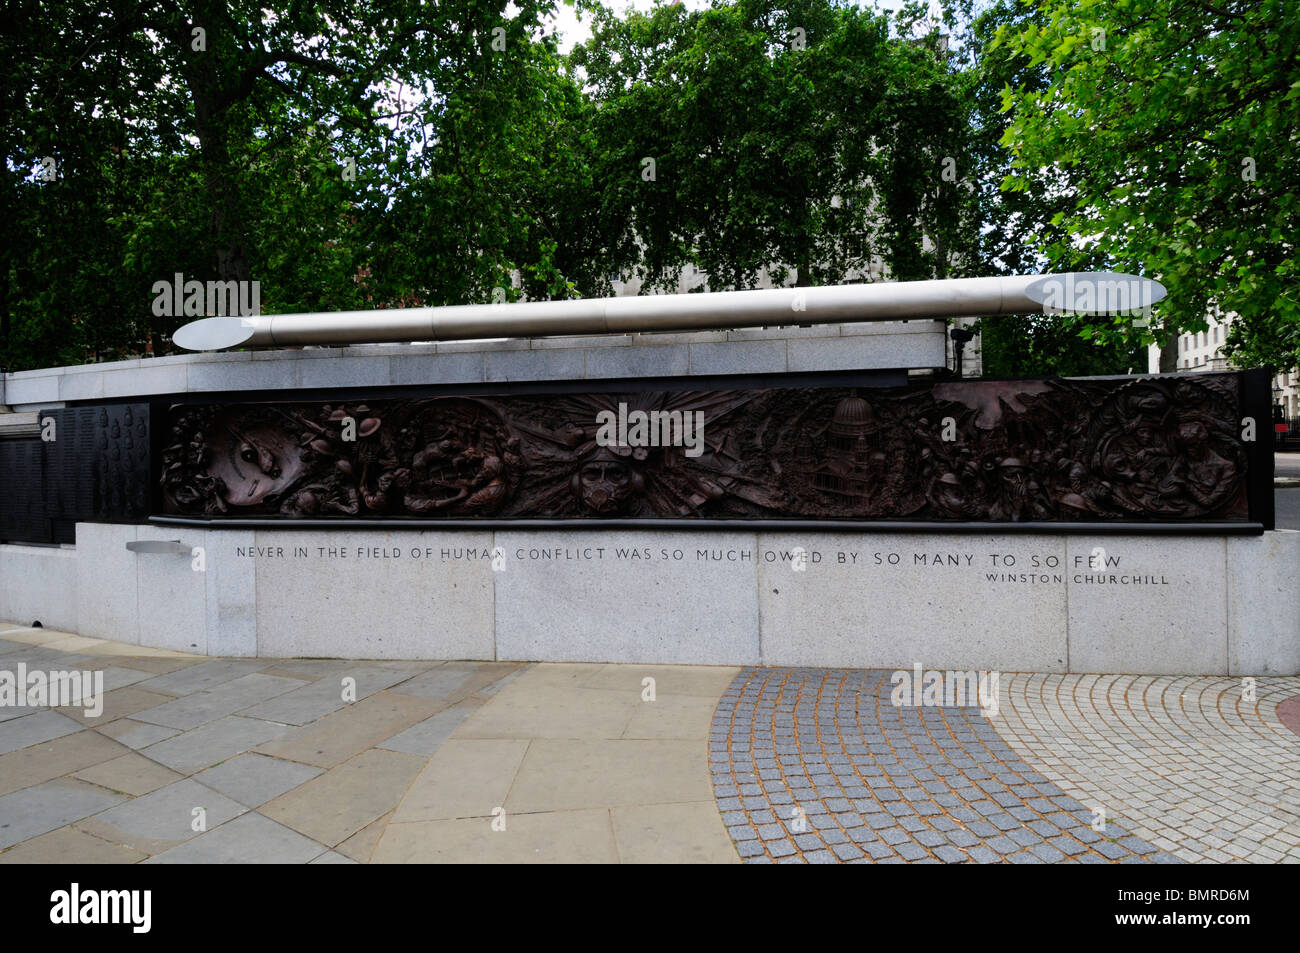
996;673;1300;863
709;668;1175;863
1;621;1297;863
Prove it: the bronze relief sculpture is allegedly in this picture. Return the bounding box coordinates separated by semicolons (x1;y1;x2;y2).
160;373;1249;522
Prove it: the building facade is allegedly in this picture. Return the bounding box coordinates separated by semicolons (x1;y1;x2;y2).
1146;306;1300;422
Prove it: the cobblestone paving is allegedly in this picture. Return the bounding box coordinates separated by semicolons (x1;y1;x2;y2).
997;674;1300;864
710;667;1175;864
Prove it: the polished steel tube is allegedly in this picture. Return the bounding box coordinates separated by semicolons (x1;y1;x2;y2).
172;272;1165;351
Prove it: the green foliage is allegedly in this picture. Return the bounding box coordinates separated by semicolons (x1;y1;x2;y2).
977;313;1147;378
4;0;1294;383
572;0;981;290
0;0;584;368
990;0;1300;373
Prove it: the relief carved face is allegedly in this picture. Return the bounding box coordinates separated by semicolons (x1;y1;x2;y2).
574;457;644;514
208;418;304;506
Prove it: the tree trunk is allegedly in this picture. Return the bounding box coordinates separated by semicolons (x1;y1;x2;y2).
1159;332;1179;373
171;5;254;288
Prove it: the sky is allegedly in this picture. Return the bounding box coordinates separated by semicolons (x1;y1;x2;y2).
541;0;924;53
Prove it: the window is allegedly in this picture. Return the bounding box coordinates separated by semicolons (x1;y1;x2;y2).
1199;331;1205;347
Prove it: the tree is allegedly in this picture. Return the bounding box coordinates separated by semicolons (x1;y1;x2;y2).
963;0;1143;377
1;0;593;370
571;0;982;292
991;0;1300;373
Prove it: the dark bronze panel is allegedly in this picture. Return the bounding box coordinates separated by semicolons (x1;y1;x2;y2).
160;374;1252;524
0;404;151;544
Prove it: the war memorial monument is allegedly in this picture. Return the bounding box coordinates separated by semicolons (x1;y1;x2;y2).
0;273;1291;676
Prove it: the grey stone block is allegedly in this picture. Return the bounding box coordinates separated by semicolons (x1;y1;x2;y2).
3;375;58;404
831;842;865;861
390;352;485;386
584;344;689;380
146;812;327;864
895;842;929;861
85;778;245;843
193;753;323;808
139;715;291;775
377;701;479;756
1030;842;1067;862
485;348;584;382
298;354;391;389
767;839;797;858
0;779;126;849
688;340;786;375
787;332;944;372
1095;840;1131;860
102;362;187;398
186;359;299;392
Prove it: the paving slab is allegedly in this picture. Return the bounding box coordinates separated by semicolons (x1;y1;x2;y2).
334;811;393;863
377;699;481;756
130;673;308;730
260;748;425;847
238;666;420;726
453;683;640;740
2;634;1294;865
611;801;741;864
76;778;248;855
622;694;722;740
72;752;185;797
385;665;476;700
54;686;178;725
0;627;68;645
111;656;203;675
507;739;713;812
138;715;292;775
308;850;358;864
145;812;329;864
372;809;619;864
93;718;182;751
0;778;127;849
580;664;742;698
0;710;85;755
194;753;324;808
0;702;46;724
134;660;272;696
253;692;441;768
392;739;530;823
0;729;131;797
0;825;147;864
